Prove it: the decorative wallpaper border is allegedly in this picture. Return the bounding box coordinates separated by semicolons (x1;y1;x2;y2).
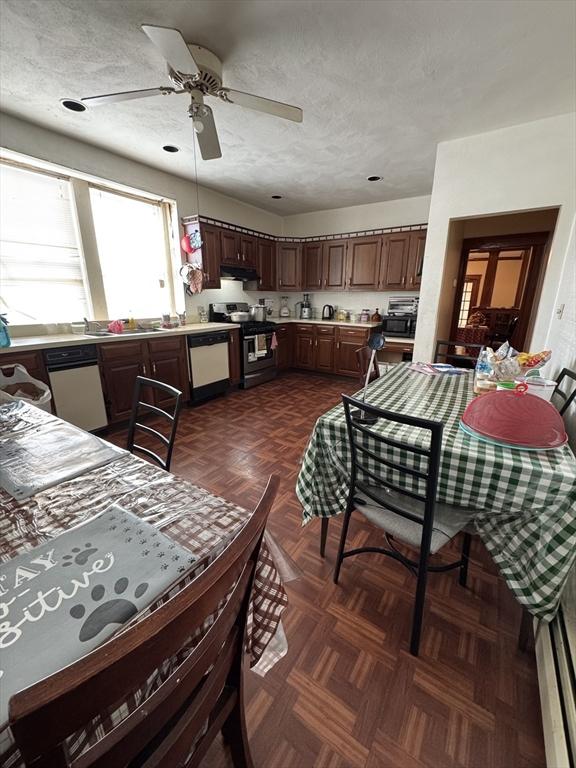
181;214;427;243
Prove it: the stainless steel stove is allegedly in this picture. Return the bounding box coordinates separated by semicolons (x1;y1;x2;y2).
209;303;277;388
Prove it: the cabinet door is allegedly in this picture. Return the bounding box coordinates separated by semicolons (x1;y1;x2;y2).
147;337;189;406
0;349;50;386
323;240;347;289
257;239;276;291
228;328;241;385
380;233;411;290
346;236;382;290
200;224;221;289
239;234;257;268
335;328;369;377
99;341;148;422
406;230;426;289
220;230;239;265
302;243;323;290
274;324;292;370
294;331;315;369
277;243;302;290
315;334;335;372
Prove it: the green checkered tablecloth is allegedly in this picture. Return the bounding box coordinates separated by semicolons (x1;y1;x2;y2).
296;363;576;621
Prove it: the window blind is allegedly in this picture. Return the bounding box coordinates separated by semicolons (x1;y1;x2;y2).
0;163;88;324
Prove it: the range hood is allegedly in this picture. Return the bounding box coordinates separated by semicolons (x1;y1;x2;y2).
220;265;260;282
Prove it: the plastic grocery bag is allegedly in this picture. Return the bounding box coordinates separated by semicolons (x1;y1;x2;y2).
0;363;52;412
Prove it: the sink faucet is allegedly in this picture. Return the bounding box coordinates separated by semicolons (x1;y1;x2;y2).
83;317;102;333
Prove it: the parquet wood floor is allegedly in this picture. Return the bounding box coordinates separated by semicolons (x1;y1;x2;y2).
105;372;545;768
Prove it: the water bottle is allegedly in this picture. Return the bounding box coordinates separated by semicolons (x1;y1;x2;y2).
473;347;491;395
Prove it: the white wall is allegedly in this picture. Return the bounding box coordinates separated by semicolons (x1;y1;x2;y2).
283;195;430;238
414;113;576;363
0;112;284;235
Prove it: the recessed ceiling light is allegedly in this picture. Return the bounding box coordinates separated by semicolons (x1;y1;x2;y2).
60;99;87;113
162;145;180;153
367;175;382;182
271;194;282;199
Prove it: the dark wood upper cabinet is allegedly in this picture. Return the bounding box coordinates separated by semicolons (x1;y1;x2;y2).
277;242;302;291
220;230;240;266
302;243;323;290
346;236;383;290
323;240;347;290
379;233;411;290
239;234;257;268
407;230;426;289
257;239;276;291
199;224;221;289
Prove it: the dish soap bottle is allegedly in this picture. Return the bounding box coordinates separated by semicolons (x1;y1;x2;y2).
0;314;10;348
127;311;136;331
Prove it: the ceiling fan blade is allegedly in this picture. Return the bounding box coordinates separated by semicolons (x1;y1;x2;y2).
82;86;175;106
141;24;199;76
194;106;222;160
220;89;303;122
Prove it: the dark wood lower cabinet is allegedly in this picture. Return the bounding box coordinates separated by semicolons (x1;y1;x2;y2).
274;325;293;370
228;328;241;385
0;349;50;386
147;337;189;406
294;330;315;370
335;328;370;377
290;324;369;377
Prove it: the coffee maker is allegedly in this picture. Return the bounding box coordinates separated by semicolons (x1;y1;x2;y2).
298;293;312;320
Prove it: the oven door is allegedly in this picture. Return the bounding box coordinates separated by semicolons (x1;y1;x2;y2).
243;334;275;371
381;316;411;337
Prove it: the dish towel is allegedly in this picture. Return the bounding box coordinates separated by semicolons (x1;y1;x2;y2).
271;332;278;350
256;334;268;358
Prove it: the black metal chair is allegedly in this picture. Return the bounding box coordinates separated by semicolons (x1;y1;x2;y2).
434;339;484;367
126;376;183;472
335;395;474;656
552;367;576;417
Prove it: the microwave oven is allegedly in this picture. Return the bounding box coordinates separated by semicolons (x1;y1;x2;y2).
379;314;417;338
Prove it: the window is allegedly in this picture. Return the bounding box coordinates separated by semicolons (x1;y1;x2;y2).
0;156;179;326
0;164;88;324
90;188;171;319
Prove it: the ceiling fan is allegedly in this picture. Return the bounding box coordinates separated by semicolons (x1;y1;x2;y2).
80;24;303;160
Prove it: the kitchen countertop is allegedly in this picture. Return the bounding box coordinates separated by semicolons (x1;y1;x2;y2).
0;323;238;353
272;318;381;328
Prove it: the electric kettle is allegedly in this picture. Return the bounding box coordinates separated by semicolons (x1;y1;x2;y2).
322;304;334;320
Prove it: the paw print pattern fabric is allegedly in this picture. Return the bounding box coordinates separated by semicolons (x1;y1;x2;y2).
0;506;193;725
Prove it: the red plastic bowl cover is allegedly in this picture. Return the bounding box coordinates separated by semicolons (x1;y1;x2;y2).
462;390;567;448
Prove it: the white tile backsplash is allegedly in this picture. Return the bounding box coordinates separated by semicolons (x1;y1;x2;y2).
184;282;419;321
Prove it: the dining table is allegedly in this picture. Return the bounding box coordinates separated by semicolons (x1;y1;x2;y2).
0;400;289;768
296;363;576;623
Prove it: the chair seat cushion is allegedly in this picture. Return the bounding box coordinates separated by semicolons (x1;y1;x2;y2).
353;488;475;554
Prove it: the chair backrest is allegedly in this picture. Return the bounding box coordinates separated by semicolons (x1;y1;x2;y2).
341;394;443;550
126;375;183;471
355;346;380;385
9;475;280;768
552;368;576;417
434;339;484;367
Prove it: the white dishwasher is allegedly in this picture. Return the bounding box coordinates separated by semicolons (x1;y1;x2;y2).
44;345;108;431
188;331;230;403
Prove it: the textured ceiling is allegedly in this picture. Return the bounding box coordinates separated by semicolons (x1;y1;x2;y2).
0;0;574;215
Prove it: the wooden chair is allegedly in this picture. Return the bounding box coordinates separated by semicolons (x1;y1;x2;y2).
334;395;474;656
9;475;280;768
126;375;183;472
355;346;380;385
552;367;576;417
434;339;484;368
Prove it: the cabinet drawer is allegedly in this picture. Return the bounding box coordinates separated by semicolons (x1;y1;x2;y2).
147;336;184;354
98;341;145;362
316;325;335;336
295;324;314;334
338;327;369;339
275;325;290;335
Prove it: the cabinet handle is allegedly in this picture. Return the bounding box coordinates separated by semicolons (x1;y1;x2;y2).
315;339;318;347
402;276;405;285
318;279;321;286
336;342;340;349
142;363;147;376
309;339;312;346
152;362;157;375
409;275;413;285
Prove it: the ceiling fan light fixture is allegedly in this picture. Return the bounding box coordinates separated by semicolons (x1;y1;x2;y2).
367;175;382;182
60;98;87;113
162;144;180;153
